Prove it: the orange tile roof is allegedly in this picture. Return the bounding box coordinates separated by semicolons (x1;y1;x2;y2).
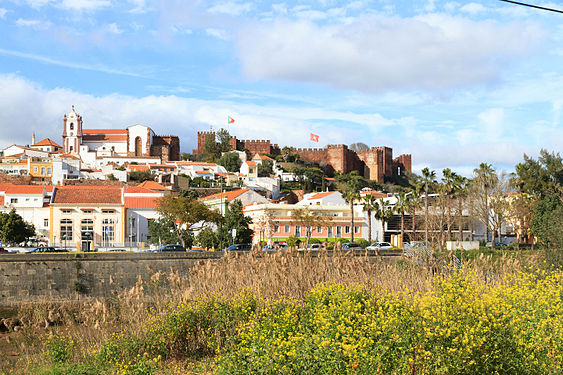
175;162;216;167
246;161;257;166
125;197;160;209
0;196;3;206
82;129;127;142
33;138;62;148
309;191;335;200
198;189;248;202
197;170;212;174
138;180;169;191
5;185;46;195
360;191;387;199
124;186;160;194
0;183;14;192
82;129;127;134
129;165;150;172
53;186;122;204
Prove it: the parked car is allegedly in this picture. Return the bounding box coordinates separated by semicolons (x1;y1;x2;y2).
366;242;393;251
28;247;68;253
187;248;205;253
298;243;321;251
485;242;506;248
341;242;363;251
224;244;252;252
154;244;186;252
0;247;8;253
263;244;288;252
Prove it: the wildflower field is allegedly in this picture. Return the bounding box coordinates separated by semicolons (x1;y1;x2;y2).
1;251;562;374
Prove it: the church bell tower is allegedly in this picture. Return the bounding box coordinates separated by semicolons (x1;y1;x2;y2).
62;106;83;154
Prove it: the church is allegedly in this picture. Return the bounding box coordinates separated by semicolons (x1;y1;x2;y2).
62;107;180;167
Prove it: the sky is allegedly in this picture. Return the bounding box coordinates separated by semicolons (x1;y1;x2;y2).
0;0;562;176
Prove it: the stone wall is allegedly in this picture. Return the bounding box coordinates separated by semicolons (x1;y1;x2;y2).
0;253;220;304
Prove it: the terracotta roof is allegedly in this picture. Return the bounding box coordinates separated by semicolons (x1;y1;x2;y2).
33;138;62;148
138;180;170;191
82;129;127;142
360;191;387;199
309;191;335;200
0;196;3;206
246;161;257;166
0;183;14;192
175;162;217;167
197;170;212;174
53;186;122;204
124;186;160;194
259;155;274;161
5;185;46;195
125;197;160;209
198;189;248;202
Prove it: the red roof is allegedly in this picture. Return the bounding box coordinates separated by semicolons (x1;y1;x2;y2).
125;197;160;209
82;129;127;142
138;180;169;191
309;191;335;200
5;185;46;195
124;186;160;194
197;170;212;174
0;196;4;206
0;183;14;192
53;186;122;204
198;189;248;202
33;138;62;148
246;161;257;166
360;191;387;199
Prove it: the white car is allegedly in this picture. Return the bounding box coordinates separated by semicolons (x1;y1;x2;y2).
366;242;393;251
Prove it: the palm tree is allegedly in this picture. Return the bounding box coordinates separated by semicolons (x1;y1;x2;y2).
342;180;361;242
453;174;468;241
407;183;423;241
421;167;436;246
362;194;378;244
374;198;394;244
473;163;496;248
441;168;456;242
394;191;410;246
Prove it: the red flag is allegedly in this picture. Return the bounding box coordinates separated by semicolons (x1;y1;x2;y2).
310;133;319;142
228;116;235;124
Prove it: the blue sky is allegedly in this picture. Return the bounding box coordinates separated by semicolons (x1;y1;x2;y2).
0;0;562;176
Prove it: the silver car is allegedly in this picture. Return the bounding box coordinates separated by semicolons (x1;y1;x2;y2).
366;242;393;251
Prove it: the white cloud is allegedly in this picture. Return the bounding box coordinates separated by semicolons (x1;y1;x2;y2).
205;28;229;40
57;0;111;11
128;0;146;14
460;3;487;14
0;8;7;19
236;15;545;93
171;25;193;34
15;18;52;30
107;23;123;34
23;0;53;9
208;1;252;16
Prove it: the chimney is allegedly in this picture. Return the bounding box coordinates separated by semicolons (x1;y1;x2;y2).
32;132;36;146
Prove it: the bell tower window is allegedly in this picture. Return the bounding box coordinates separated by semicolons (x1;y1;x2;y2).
70;122;74;130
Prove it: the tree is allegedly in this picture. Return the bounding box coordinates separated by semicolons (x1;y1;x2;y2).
156;195;221;248
441;168;456;242
222;200;253;245
394;191;410;245
453;174;468;241
406;184;423;242
148;217;184;245
362;194;378;244
203;133;220;162
196;227;219;250
129;170;155;182
341;180;361;243
515;149;563;198
292;207;332;249
473;163;497;248
373;199;394;243
530;195;563;248
258;159;274;177
421;167;436;246
0;210;35;245
217;128;232;153
349;142;369;152
218;152;242;172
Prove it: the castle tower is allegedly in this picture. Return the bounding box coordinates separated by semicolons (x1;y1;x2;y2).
62;106;83;154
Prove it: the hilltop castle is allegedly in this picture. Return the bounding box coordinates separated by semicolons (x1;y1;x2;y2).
193;131;411;183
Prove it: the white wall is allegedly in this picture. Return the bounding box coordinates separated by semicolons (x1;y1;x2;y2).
127;125;153;154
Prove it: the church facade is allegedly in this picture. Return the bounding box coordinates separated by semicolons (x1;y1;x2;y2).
62;107;180;166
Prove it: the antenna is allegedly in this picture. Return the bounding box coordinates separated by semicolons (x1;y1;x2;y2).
499;0;563;14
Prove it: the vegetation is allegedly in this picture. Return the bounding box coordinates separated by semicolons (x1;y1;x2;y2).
257;159;274;177
217;151;242;172
0;209;35;245
128;170;155;182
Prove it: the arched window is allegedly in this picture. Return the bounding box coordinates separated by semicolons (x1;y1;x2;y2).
135;136;142;156
69;122;74;130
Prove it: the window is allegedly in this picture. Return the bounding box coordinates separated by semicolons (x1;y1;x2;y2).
102;209;115;214
82;209;93;214
345;226;350;234
34;167;38;173
249;168;254;173
336;226;342;237
284;225;290;233
295;225;301;237
46;167;51;176
129;217;136;228
44;219;49;227
102;218;115;242
60;219;72;241
70;122;74;130
40;167;45;176
274;225;280;233
62;209;72;214
10;198;17;204
354;226;360;234
69;146;73;152
317;226;322;234
328;226;333;237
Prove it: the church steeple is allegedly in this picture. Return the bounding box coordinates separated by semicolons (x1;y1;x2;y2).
62;106;82;154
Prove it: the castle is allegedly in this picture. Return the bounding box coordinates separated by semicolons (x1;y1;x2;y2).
193;131;411;183
62;107;180;165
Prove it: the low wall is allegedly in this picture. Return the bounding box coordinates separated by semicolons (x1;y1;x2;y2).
446;241;480;250
0;252;221;304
